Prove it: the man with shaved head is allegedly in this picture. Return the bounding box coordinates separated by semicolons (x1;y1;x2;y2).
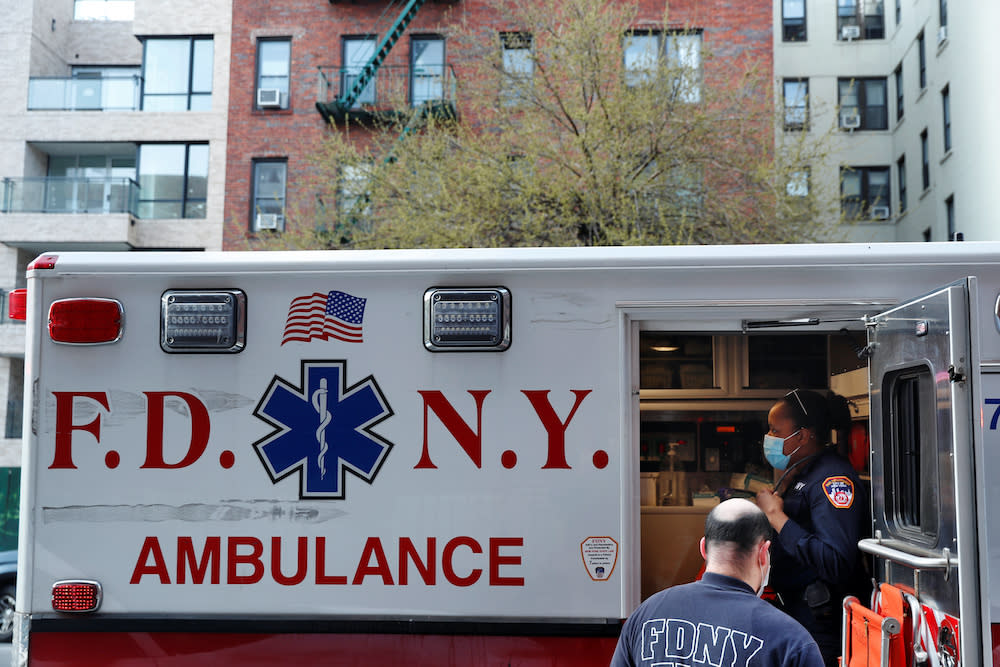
610;499;824;666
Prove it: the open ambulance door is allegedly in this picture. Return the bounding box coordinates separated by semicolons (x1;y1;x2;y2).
864;278;986;667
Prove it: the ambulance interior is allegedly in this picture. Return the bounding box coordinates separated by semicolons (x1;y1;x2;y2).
637;330;870;600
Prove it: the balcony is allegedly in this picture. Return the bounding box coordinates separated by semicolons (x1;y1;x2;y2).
316;64;457;124
28;76;142;111
2;177;138;216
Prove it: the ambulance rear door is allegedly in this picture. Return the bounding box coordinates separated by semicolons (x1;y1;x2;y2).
865;278;985;666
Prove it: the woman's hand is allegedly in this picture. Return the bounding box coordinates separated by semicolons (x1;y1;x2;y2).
756;489;789;532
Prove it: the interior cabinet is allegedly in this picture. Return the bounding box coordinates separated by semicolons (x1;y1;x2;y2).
639;331;865;398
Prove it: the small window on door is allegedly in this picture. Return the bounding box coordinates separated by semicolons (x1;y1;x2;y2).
881;367;939;541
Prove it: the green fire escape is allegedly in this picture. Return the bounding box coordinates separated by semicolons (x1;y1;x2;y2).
316;0;455;125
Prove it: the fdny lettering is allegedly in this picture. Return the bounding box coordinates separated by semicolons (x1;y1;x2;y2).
130;535;524;587
640;618;763;666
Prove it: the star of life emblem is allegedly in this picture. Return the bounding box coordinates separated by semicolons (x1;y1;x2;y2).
253;360;393;499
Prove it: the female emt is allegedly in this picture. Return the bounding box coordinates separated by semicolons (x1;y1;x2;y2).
755;388;871;667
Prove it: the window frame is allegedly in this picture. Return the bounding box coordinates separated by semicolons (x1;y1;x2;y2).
896;155;907;214
783;78;809;131
623;29;703;102
140;36;214;111
920;129;930;190
837;0;885;40
838;77;888;130
410;34;446;108
945;195;955;240
918;32;927;89
342;35;378;107
941;85;951;152
250;158;288;232
894;64;904;121
74;0;134;21
841;165;891;220
136;143;209;219
782;0;807;42
500;32;534;107
255;37;291;111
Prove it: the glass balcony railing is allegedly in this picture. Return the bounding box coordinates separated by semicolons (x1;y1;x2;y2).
1;177;139;216
316;64;457;116
28;76;142;111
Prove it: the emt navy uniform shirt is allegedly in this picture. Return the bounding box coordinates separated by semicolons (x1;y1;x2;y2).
610;572;824;667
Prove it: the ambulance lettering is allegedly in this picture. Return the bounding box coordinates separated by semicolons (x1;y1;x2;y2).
129;534;525;587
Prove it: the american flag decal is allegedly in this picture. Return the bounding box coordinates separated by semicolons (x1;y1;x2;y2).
281;291;366;345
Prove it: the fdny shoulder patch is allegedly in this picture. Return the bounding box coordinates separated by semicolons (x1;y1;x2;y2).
822;476;855;509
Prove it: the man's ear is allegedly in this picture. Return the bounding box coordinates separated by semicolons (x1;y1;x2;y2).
699;537;707;560
759;539;771;566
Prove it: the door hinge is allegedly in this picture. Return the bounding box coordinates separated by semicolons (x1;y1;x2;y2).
948;365;966;383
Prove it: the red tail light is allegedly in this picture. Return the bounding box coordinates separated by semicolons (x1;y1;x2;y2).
28;254;58;271
7;289;26;321
48;298;124;344
52;580;102;613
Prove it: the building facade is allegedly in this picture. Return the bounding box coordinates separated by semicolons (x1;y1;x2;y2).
775;0;1000;242
0;0;232;464
222;0;773;249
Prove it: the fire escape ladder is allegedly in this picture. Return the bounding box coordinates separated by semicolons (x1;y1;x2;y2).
316;0;428;123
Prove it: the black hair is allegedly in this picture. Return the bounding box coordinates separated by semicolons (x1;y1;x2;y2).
704;505;771;557
781;389;851;446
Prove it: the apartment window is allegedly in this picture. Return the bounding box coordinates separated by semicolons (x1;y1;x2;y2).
946;196;955;240
787;169;810;197
783;79;808;130
411;36;445;107
500;32;534;106
837;0;884;40
342;36;376;107
918;32;927;89
838;78;887;130
623;30;702;102
920;129;930;190
251;160;287;231
894;65;903;121
141;37;213;111
782;0;806;41
842;166;891;220
256;39;290;110
338;163;373;222
74;0;133;20
941;85;951;152
136;144;208;218
896;156;907;213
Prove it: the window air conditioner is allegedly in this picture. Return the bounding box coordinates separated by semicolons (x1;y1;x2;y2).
937;25;948;45
841;113;862;129
255;213;282;230
841;25;861;40
870;206;891;220
257;88;282;108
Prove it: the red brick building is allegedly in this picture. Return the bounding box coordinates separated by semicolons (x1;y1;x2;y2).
223;0;772;250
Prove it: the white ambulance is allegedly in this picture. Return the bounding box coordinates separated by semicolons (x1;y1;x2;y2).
9;243;999;665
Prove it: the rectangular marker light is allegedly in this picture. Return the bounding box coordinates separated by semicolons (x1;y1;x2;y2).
424;287;511;352
161;289;246;353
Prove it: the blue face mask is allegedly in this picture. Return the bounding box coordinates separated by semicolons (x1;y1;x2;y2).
763;430;801;470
